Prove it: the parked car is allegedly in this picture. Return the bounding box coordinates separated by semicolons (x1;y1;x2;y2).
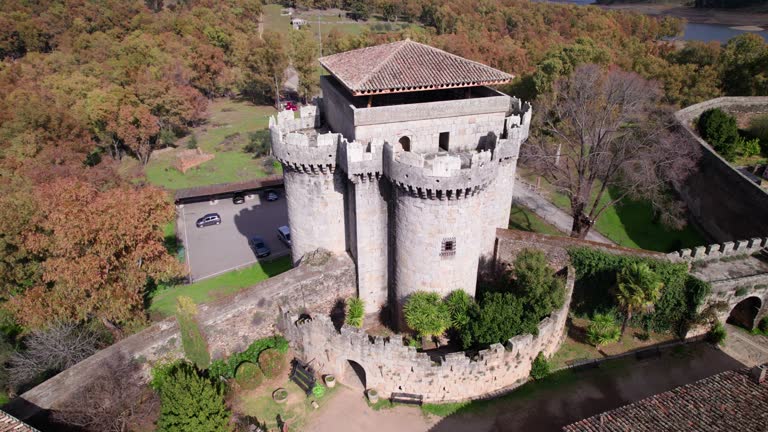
284;101;298;111
277;225;291;247
248;236;271;258
196;213;221;228
263;189;279;202
232;193;245;205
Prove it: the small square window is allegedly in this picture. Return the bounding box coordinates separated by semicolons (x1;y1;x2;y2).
441;237;456;257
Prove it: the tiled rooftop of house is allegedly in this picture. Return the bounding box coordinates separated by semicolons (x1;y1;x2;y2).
318;39;513;96
563;365;768;432
0;410;38;432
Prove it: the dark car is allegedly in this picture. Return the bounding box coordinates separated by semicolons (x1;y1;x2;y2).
263;189;279;202
277;225;291;247
196;213;221;228
233;193;245;205
248;236;271;258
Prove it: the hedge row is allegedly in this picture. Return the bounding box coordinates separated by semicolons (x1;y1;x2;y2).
568;247;710;336
208;336;289;379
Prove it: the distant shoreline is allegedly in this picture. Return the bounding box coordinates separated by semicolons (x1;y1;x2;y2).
597;3;768;28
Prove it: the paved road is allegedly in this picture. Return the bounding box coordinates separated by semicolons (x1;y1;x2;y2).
513;182;615;245
307;343;742;432
178;191;289;281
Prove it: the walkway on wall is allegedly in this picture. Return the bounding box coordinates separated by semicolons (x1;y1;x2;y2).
513;181;615;245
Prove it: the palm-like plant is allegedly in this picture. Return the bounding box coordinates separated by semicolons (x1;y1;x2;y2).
615;263;664;340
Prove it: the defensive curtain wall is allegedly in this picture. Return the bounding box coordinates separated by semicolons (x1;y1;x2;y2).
669;238;768;330
675;97;768;242
8;254;356;422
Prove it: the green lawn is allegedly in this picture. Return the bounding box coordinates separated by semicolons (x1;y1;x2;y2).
525;174;706;252
509;204;563;236
149;256;292;318
142;99;278;190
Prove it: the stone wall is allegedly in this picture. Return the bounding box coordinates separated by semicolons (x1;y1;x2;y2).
11;256;356;418
675;97;768;241
668;237;768;262
279;261;575;403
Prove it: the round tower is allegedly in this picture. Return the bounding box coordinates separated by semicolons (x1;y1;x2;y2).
386;147;500;301
270;112;347;264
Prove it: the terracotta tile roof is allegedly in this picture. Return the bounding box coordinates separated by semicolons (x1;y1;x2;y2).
563;366;768;432
318;40;513;96
0;410;38;432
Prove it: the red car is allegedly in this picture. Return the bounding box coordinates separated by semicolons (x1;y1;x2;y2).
284;102;298;111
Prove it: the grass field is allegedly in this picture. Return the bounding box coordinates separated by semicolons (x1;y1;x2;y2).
520;171;706;252
143;99;278;190
149;256;292;318
509;204;563;236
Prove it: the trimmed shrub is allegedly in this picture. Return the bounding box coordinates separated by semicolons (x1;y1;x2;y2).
586;312;621;346
460;293;535;349
749;114;768;144
707;322;727;345
235;362;264;389
175;296;210;369
208;336;289;380
257;348;284;379
530;352;550;380
346;297;365;328
403;292;450;338
312;384;326;399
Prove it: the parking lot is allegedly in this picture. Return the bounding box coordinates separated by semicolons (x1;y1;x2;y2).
177;189;289;281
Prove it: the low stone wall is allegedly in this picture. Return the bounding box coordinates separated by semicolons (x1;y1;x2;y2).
279;266;574;403
10;255;356;419
675;97;768;241
668;237;768;262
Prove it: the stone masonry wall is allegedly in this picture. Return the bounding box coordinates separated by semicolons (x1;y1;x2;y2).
279;263;575;403
353;177;390;314
283;169;348;263
668;237;768;263
675;97;768;241
12;256;356;418
393;187;487;301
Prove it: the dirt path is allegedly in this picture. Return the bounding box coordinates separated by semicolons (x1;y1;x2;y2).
306;386;441;432
305;343;743;432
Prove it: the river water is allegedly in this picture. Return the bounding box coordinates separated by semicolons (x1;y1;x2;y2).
541;0;768;43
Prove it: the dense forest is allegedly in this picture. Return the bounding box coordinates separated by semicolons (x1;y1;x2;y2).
0;0;766;398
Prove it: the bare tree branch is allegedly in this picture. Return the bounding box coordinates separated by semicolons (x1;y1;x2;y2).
521;64;700;239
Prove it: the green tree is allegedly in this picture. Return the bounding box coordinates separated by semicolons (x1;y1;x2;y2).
155;362;231;432
444;290;473;331
346;297;364;328
720;33;768;96
698;108;740;160
289;29;319;102
615;263;664;339
403;291;450;339
513;249;566;322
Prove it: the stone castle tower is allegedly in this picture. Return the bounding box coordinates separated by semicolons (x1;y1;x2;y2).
270;40;531;315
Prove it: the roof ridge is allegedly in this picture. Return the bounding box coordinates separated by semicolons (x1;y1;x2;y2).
356;40;410;90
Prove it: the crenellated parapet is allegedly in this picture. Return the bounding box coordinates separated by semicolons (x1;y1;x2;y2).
669;237;768;262
338;138;385;183
269;113;339;175
384;143;499;200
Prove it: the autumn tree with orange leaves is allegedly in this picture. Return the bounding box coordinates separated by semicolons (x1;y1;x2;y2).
8;179;182;330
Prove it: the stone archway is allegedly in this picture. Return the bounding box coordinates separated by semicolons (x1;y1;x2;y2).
728;296;762;329
342;360;367;390
398;136;411;152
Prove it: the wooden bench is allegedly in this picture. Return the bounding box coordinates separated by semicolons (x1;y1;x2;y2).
289;360;316;395
390;392;424;406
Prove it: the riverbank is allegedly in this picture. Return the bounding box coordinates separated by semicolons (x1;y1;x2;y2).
600;2;768;28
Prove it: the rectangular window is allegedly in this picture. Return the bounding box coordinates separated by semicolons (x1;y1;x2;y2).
441;237;456;258
439;132;450;152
